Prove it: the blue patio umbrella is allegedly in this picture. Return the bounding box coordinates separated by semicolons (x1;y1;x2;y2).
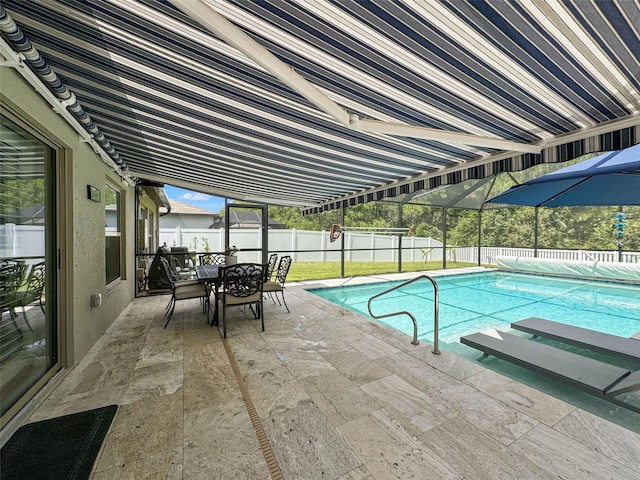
486;143;640;207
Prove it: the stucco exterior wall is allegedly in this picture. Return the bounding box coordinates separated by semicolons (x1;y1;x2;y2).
1;67;135;365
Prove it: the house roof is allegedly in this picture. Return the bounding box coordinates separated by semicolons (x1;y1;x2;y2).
167;199;218;216
1;1;638;212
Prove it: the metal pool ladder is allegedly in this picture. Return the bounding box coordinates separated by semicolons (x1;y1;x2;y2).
367;275;440;354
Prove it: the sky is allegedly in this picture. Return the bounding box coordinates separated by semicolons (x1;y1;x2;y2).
164;185;225;213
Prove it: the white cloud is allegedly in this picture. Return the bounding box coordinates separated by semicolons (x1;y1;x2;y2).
180;192;210;202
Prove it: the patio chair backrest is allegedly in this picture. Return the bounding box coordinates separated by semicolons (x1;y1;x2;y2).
200;253;225;266
170;246;189;267
0;261;27;304
159;256;177;284
0;260;27;291
170;255;183;272
274;256;292;285
266;254;278;281
222;263;263;298
25;262;45;299
1;260;26;286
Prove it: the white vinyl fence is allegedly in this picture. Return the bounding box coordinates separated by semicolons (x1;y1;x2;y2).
460;246;640;265
160;227;443;263
161;227;640;265
0;224;45;259
7;224;640;266
160;228;640;264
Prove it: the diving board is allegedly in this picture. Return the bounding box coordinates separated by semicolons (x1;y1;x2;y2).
460;329;640;414
511;317;640;364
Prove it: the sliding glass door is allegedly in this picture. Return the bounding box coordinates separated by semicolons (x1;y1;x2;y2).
0;115;58;426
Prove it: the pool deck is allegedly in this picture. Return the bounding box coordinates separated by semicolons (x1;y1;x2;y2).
29;268;640;479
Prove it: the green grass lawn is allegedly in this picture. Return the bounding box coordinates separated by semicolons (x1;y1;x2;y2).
287;260;477;282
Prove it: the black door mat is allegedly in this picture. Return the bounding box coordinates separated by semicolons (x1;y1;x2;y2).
1;404;118;480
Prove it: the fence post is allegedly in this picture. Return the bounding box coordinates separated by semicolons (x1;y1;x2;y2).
220;228;225;252
411;235;416;262
175;226;181;247
370;233;375;262
320;230;326;262
391;235;396;262
291;228;297;261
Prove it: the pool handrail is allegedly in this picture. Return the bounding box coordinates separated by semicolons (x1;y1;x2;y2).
367;274;440;354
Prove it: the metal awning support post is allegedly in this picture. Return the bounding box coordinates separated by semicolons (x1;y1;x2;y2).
340;204;345;278
442;207;447;269
534;207;539;257
477;208;482;266
397;203;403;273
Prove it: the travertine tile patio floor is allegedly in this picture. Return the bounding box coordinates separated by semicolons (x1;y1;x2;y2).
29;268;640;479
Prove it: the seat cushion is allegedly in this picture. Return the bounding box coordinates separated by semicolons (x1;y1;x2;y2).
262;281;282;292
218;292;261;305
174;284;208;300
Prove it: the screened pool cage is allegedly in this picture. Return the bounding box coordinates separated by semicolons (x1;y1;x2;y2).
135;153;637;296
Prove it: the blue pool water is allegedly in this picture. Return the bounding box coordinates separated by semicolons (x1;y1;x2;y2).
310;271;640;344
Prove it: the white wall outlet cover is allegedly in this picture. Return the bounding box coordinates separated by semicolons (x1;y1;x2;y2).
90;293;103;308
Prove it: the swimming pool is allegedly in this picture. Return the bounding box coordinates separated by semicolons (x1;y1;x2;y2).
310;270;640;344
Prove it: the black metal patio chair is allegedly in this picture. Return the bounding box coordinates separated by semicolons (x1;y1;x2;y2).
263;255;292;312
217;263;264;338
0;260;29;332
265;253;278;281
10;261;45;331
160;257;210;328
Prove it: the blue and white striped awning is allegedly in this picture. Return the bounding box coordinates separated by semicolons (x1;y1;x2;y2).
1;1;639;212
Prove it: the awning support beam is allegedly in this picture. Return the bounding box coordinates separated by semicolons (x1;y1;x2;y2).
170;0;541;154
349;117;541;154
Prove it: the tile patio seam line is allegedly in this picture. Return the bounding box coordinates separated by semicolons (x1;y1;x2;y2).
182;312;187;480
221;333;284;480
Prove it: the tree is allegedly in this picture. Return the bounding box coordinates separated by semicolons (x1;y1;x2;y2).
264;200;639;252
267;206;340;231
0;179;45;215
476;208;536;247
